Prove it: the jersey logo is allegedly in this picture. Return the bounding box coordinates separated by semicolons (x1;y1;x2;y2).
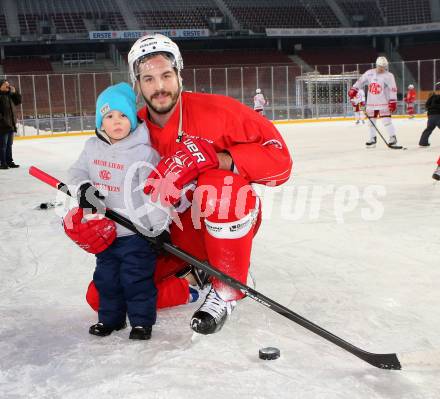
99;169;112;180
183;138;207;163
369;83;382;95
262;139;283;149
172;156;184;166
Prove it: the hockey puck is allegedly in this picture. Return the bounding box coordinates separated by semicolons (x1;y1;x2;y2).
259;347;280;360
39;203;48;209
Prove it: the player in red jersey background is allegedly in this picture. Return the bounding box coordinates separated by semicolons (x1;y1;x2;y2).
404;84;417;119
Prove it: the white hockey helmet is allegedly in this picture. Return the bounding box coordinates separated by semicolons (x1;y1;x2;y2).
256;88;261;94
128;34;184;84
408;84;415;89
376;56;389;69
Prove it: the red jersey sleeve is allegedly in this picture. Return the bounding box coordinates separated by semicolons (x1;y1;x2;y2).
208;96;292;186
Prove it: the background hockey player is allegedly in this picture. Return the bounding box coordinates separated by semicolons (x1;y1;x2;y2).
418;85;440;147
349;87;365;124
348;56;399;148
404;84;417;118
84;34;292;336
0;79;22;169
253;88;268;115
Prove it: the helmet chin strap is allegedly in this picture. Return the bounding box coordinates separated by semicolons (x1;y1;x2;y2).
176;92;184;143
176;78;184;143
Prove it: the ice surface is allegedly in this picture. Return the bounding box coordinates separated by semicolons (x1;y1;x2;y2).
1;118;440;398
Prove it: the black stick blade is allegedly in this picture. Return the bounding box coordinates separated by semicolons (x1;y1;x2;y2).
387;144;404;150
359;352;402;370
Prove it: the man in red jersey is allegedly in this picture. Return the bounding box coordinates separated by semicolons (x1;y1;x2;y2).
84;34;292;335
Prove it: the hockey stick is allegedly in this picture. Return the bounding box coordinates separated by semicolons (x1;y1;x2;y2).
29;165;401;370
363;111;407;150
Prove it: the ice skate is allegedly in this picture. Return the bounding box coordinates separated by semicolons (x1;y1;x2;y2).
365;137;377;148
433;166;440;181
190;286;236;335
388;135;401;148
388;135;398;146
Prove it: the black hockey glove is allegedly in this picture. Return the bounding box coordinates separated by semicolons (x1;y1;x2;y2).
150;230;171;255
77;182;105;213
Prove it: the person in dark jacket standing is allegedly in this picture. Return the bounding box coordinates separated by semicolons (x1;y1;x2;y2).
419;85;440;147
0;79;22;169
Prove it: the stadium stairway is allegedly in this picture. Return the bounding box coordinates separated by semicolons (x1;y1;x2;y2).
214;0;241;30
3;0;20;37
114;0;139;30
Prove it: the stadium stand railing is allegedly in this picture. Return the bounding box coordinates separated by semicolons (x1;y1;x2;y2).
4;55;439;136
397;43;440;91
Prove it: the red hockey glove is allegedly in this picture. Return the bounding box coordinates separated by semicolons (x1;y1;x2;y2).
63;207;116;254
388;100;397;113
360;101;365;108
348;87;358;99
144;137;219;206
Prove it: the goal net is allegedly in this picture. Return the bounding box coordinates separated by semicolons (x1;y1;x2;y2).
296;71;361;118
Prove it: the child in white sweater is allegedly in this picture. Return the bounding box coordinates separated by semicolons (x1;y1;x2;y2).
63;82;169;340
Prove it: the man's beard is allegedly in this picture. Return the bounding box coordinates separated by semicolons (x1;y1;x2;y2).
144;89;180;115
